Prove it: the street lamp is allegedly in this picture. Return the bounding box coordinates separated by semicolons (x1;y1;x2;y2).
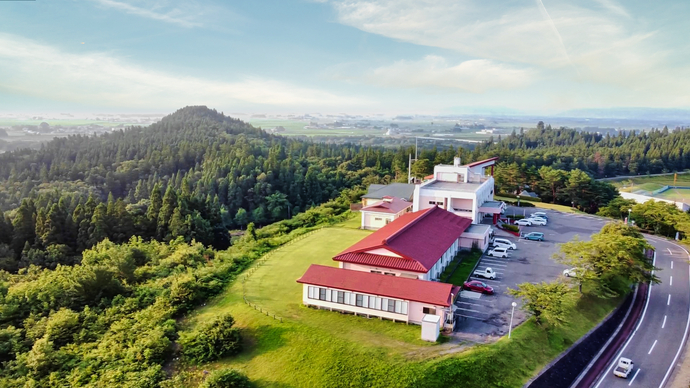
509;301;517;339
628;208;632;226
517;195;520;207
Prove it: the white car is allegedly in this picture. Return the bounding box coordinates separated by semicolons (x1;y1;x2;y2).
563;268;578;277
487;246;510;258
527;218;547;226
532;212;548;219
514;219;532;226
492;238;516;250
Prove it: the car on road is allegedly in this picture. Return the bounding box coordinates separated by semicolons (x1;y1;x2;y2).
521;232;545;241
473;267;497;280
514;219;532;226
563;268;578;277
613;357;634;378
487;246;510;258
463;280;494;294
491;237;516;250
527;217;547;226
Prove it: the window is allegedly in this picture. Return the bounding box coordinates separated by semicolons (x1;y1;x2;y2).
429;201;436;205
370;270;382;274
423;307;436;315
369;296;377;309
384;272;395;276
387;299;396;312
337;291;345;304
319;288;327;301
374;217;382;221
308;286;315;299
356;294;363;307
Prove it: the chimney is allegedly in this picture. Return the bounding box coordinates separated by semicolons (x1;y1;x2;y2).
453;157;461;167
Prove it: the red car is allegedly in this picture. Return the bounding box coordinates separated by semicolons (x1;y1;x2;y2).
463;280;494;294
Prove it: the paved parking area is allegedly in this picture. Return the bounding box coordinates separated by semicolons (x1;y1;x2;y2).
453;207;610;340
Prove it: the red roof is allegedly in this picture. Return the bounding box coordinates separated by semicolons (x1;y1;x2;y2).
361;197;412;214
466;156;499;168
334;206;472;273
297;264;457;307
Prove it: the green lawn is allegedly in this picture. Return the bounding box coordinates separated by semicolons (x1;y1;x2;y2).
176;221;622;387
494;196;586;214
610;172;690;193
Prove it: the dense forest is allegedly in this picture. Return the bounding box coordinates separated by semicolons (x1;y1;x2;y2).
474;123;690;178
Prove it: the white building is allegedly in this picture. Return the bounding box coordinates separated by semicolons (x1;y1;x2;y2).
413;157;505;224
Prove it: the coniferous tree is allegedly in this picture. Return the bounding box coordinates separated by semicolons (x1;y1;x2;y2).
88;203;109;248
157;185;177;239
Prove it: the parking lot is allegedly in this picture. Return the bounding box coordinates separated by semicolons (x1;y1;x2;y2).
453;207;610;340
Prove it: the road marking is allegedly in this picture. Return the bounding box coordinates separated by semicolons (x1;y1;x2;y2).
670;276;673;286
648;340;658;354
456;301;484;307
663;315;667;329
629;368;641;386
459;291;482;299
671;261;674;269
659;241;690;388
594;249;655;388
456;307;487;314
668;294;672;305
668;248;673;255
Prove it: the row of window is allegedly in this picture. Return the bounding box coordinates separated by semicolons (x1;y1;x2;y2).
428;200;444;206
307;286;408;315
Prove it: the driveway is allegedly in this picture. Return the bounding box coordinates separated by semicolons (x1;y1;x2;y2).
453;207;609;340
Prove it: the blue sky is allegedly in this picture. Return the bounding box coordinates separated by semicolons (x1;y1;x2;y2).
0;0;688;114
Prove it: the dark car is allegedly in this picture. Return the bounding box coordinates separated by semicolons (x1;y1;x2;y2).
463;280;494;294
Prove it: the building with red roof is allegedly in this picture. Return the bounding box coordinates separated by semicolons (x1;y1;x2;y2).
413;156;505;224
297;264;460;327
336;206;475;280
359;196;412;230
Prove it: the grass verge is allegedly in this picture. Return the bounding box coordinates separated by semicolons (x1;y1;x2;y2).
445;250;483;286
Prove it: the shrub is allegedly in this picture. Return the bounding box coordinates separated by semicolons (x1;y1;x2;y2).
506;215;525;220
179;314;241;364
497;193;543;202
201;369;252;388
501;224;520;233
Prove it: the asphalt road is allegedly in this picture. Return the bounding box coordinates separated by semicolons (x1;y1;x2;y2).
594;237;690;388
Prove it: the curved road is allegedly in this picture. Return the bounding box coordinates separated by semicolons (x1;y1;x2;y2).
594;237;690;388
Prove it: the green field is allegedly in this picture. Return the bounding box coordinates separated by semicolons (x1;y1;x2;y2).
609;172;690;193
0;119;135;127
175;219;621;387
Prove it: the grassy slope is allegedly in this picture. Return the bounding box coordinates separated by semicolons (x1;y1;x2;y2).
610;172;690;192
445;250;483;286
494;195;586;214
178;221;620;387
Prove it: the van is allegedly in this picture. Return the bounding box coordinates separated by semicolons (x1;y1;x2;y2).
492;238;516;250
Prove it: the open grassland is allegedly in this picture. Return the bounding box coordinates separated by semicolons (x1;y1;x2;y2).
0;119;136;127
177;219;621;387
656;188;690;202
494;195;586;214
609;172;690;193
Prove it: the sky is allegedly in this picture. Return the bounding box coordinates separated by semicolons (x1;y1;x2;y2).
0;0;689;115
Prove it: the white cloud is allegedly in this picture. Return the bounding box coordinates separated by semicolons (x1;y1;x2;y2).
358;56;534;93
92;0;200;27
0;33;363;109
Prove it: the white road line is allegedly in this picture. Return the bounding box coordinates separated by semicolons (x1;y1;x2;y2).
663;315;667;329
456;308;487;314
670;276;673;286
629;368;641;386
668;248;673;255
671;261;674;269
668;294;672;306
594;250;655;388
648;340;658;354
659;251;690;388
456;301;484;307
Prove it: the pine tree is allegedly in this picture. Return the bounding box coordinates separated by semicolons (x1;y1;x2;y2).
0;212;13;246
157;185;178;239
169;207;189;241
234;208;248;227
88;203;109;248
147;183;163;237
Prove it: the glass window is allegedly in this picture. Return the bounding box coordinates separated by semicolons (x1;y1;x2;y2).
369;296;376;308
356;294;363;307
423;307;436;315
337;291;345;304
384;272;395;276
319;288;327;301
308;286;315;299
388;299;396;312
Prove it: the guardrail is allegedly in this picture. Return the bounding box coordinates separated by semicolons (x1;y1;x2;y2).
241;226;325;323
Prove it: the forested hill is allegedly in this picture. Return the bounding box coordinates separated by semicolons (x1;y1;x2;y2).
0;106;416;271
475;125;690;178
